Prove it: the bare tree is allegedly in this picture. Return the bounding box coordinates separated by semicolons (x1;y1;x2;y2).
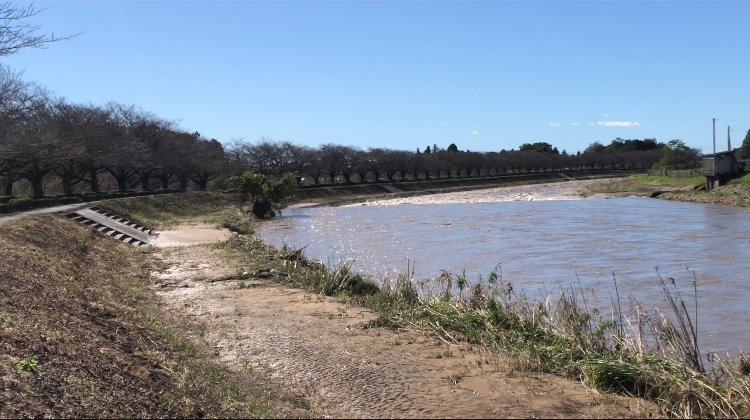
14;98;58;198
131;114;175;190
101;103;148;192
282;141;314;182
393;150;412;181
168;132;192;190
0;2;81;57
366;148;389;182
317;143;347;184
0;65;47;195
189;137;226;191
335;145;358;183
349;149;371;182
48;100;98;195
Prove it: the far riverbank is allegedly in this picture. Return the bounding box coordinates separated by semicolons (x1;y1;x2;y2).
578;173;750;207
292;169;638;207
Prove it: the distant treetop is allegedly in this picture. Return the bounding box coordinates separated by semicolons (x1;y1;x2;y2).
519;142;558;154
585;138;664;154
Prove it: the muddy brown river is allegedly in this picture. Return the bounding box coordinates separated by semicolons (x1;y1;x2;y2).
257;181;750;355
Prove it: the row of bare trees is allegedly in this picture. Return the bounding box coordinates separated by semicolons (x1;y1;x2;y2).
226;138;665;184
2;67;666;198
0;66;226;197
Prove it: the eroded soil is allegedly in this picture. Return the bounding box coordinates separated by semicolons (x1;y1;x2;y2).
151;243;656;419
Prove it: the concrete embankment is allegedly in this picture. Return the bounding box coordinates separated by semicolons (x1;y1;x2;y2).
294;170;640;204
589;183;704;199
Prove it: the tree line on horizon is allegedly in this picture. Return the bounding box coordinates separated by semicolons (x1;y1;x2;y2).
1;64;703;198
227;137;700;185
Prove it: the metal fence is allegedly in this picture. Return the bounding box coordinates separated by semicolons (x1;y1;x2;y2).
647;169;703;178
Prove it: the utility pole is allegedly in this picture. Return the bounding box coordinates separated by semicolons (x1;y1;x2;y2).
728;125;731;152
713;118;716;153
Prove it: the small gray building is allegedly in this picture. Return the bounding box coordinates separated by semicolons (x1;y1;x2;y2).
702;151;736;190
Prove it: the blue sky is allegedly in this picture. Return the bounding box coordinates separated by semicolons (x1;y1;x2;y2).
3;1;750;155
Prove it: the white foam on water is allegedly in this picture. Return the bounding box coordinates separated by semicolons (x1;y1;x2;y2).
346;179;608;207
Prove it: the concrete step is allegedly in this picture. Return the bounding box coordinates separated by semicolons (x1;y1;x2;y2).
63;207;156;247
89;206;152;234
380;184;404;193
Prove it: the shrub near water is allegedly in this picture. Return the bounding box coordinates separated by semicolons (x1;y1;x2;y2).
232;172;297;218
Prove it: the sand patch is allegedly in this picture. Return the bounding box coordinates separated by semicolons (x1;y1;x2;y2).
152;227;232;247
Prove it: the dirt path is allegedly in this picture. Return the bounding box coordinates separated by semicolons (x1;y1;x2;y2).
151;244;653;419
0;201;96;225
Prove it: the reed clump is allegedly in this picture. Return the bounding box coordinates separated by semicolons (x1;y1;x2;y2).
361;265;749;419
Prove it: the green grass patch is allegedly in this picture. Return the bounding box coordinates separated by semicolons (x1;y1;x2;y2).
219;207;256;235
580;174;704;195
621;174;704;191
217;235;380;301
0;189;182;214
727;172;750;188
100;191;239;229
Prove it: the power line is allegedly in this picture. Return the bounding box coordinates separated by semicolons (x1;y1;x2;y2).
716;118;750;123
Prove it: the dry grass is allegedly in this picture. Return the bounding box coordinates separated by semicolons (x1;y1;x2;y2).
99;191;239;229
0;216;280;418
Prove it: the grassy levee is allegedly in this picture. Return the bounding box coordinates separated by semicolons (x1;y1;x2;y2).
98;191;255;235
99;191;234;229
579;175;705;196
0;189;184;214
0;216;277;418
580;173;750;209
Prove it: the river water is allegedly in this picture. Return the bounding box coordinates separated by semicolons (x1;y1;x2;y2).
256;181;750;355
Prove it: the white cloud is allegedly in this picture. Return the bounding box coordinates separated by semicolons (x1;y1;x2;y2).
472;131;478;135
588;123;595;126
603;114;609;117
597;121;641;127
549;123;559;127
570;122;579;126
